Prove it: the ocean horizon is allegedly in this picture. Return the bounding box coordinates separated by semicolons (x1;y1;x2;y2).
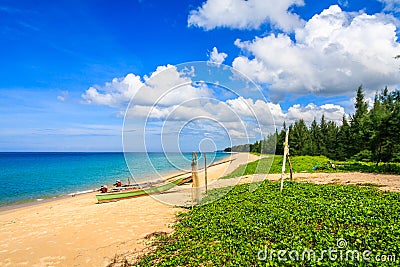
0;152;230;207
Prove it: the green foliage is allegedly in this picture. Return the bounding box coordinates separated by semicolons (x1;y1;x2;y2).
351;150;373;162
229;143;250;152
308;118;321;156
135;182;400;266
223;155;400;179
222;156;277;179
336;116;351;160
289;119;310;156
226;86;400;164
223;155;337;179
337;161;400;174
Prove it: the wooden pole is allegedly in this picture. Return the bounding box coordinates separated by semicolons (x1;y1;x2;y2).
204;153;208;194
280;128;289;191
287;155;293;181
191;152;194;207
192;152;200;204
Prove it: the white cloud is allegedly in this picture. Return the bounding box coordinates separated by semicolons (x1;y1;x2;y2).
208;47;228;64
82;73;144;107
378;0;400;13
285;103;345;124
125;94;345;133
81;65;212;108
57;91;69;102
83;63;347;150
188;0;305;32
232;5;400;99
255;101;345;127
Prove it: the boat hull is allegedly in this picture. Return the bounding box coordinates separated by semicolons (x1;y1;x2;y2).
96;177;185;203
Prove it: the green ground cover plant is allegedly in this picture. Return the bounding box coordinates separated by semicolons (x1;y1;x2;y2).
134;181;400;266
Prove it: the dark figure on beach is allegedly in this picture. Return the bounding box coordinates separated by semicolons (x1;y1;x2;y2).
100;185;108;193
114;180;122;187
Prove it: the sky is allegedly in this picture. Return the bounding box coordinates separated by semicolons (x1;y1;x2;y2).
0;0;400;152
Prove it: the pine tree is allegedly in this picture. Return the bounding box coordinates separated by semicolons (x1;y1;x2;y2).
242;87;399;162
289;119;310;156
337;115;351;160
350;85;368;155
326;121;339;159
276;122;286;155
319;115;328;156
368;87;400;164
308;118;320;156
262;134;277;154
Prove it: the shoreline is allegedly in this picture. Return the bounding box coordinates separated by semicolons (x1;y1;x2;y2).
0;152;257;267
0;153;233;212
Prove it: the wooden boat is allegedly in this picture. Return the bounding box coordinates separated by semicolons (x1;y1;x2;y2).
96;177;186;203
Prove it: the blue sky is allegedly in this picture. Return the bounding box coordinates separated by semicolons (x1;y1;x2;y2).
1;0;400;151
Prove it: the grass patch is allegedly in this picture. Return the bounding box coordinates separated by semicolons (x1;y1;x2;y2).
355;183;387;188
224;155;400;179
134;181;400;266
224;155;335;179
337;161;400;175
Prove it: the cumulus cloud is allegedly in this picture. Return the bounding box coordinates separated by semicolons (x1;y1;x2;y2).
208;47;228;64
232;5;400;99
125;94;345;132
285;103;345;124
255;102;345;128
83;63;347;150
188;0;305;32
81;65;212;108
82;72;144;108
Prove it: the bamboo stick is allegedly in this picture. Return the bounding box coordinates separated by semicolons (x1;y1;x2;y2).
287;155;293;181
280;128;290;192
192;152;200;204
204;153;208;194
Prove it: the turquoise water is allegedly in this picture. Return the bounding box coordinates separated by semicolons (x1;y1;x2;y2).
0;152;229;207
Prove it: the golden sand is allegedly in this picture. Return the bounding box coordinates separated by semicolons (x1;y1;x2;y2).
0;153;259;267
3;153;396;267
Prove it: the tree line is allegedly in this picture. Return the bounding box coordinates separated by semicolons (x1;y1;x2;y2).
226;86;400;164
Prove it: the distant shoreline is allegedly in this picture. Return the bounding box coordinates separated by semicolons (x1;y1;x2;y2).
0;152;232;212
0;152;259;267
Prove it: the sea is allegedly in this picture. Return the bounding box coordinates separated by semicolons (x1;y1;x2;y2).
0;152;229;207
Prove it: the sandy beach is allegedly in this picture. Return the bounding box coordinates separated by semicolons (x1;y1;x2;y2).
0;153;259;267
241;172;400;192
2;152;399;267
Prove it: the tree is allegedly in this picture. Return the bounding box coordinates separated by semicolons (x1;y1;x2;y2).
366;87;400;164
308;118;320;156
242;86;399;163
261;134;277;154
275;122;286;155
326;120;339;159
336;115;351;160
289;119;310;156
319;115;329;156
350;85;368;155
